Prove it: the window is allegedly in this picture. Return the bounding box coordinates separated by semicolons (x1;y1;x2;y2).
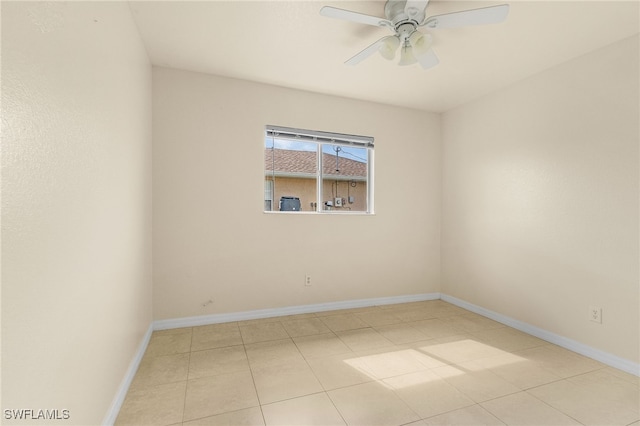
264;125;374;213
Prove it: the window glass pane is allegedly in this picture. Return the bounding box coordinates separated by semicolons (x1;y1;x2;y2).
265;137;317;212
321;144;368;212
264;126;373;214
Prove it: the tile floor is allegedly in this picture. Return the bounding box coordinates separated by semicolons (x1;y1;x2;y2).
115;300;640;426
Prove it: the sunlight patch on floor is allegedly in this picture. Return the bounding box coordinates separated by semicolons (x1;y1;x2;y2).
343;339;527;388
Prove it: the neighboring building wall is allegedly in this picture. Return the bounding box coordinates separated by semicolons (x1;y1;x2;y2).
2;3;152;424
322;178;367;212
269;176;317;211
267;177;368;212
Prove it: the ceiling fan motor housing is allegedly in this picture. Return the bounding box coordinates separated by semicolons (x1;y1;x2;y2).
385;0;425;28
396;23;418;43
384;0;425;45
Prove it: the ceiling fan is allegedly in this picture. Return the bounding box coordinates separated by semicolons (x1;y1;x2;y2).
320;0;509;69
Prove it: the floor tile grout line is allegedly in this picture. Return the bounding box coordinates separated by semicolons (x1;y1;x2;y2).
238;324;270;425
517;388;588;426
258;389;331;410
421;403;506;425
244;347;267;426
176;328;194;424
323;389;351;426
180;405;263;426
376;376;430;424
289;327;341;404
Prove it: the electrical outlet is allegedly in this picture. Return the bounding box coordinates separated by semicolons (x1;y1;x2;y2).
589;306;602;324
305;274;312;286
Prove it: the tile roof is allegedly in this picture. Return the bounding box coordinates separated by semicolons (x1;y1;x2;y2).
265;148;366;177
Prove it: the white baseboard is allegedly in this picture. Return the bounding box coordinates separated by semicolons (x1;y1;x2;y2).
441;294;640;377
153;293;441;330
102;324;154;425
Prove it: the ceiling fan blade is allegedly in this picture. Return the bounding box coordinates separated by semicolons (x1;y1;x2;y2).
416;49;439;69
345;37;388;65
422;4;509;29
320;6;392;28
404;0;429;21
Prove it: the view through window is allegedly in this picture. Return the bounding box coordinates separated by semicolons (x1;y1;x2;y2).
264;125;374;213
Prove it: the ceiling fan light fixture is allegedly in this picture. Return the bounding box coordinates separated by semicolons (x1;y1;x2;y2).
409;31;432;57
379;36;400;60
320;2;510;69
398;43;417;66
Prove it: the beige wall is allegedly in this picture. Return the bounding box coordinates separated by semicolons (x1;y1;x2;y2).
2;2;152;424
153;67;441;320
441;35;639;364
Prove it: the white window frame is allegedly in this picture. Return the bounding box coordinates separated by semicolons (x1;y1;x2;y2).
264;179;274;211
265;125;375;214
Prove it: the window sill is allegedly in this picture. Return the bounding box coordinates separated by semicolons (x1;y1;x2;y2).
263;210;375;215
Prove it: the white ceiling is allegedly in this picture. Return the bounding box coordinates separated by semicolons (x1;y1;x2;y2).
129;1;639;112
